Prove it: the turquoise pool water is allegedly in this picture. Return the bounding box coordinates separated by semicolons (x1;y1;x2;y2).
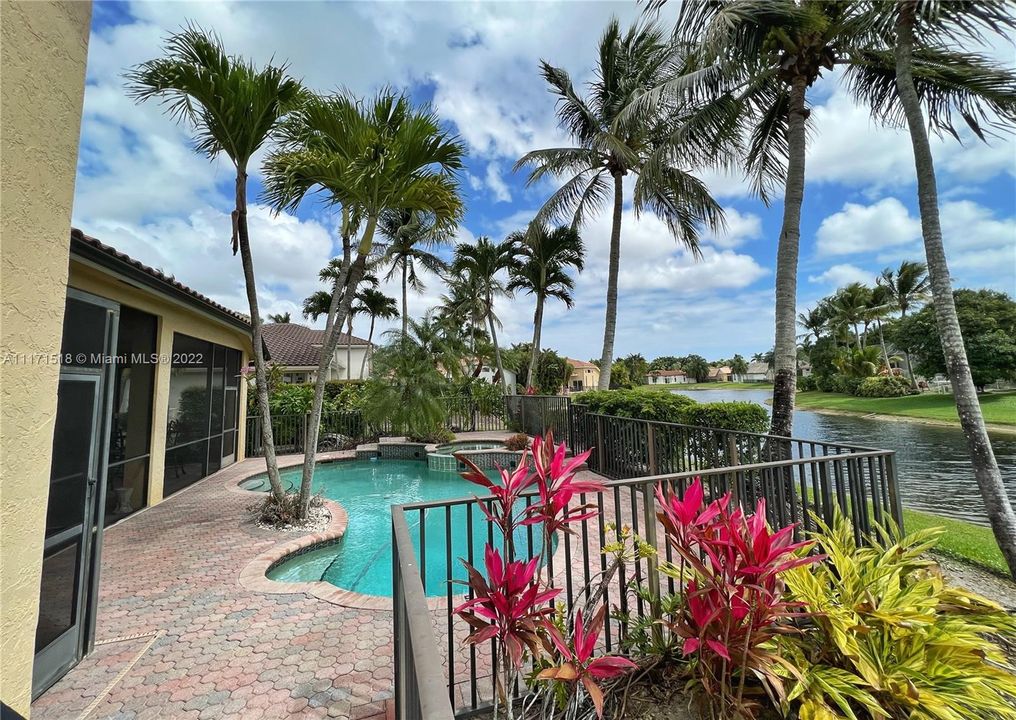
243;460;545;598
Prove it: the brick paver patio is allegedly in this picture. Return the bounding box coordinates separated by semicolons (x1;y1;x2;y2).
31;454;396;720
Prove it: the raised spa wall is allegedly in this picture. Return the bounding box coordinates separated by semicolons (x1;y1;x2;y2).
353;437;525;472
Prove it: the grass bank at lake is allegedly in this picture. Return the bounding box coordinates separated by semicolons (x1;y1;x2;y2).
795;390;1016;427
643;382;773;391
903;508;1009;577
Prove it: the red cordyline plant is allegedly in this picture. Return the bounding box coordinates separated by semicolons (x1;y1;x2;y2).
538;606;638;718
656;478;821;720
455;431;632;719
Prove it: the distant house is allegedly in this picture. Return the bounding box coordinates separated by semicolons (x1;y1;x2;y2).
646;369;690;385
469;361;517;395
743;361;773;383
261;323;372;383
565;358;600;392
706;365;733;383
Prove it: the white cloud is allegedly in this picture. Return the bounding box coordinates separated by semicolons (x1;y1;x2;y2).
705;207;762;248
816;198;921;256
484;162;513;203
808;264;873;288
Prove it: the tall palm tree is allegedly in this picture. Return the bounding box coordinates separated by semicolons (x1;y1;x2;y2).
878;260;931;382
354;287;399;377
438;272;489;374
880;0;1016;576
506;224;585;389
451;238;517;393
672;1;914;438
264;89;464;516
318;261;379;380
515;18;726;390
377;210;450;335
828;283;873;349
797;305;828;344
866;283;895;373
126;26;303;502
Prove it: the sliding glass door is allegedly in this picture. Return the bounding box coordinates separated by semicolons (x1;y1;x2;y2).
33;293;117;697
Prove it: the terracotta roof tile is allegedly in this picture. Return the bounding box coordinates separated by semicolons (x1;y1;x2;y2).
262;323;369;367
70;228;249;327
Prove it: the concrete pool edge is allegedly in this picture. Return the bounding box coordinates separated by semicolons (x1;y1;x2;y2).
230;451;469;611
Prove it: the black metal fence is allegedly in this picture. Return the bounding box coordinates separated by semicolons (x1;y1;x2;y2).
392;412;904;719
504;394;571;438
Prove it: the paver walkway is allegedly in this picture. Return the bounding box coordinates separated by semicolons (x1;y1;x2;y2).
31;454;395;720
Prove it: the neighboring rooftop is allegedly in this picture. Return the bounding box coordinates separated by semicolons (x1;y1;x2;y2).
746;361;771;375
70;228;250;330
262;322;369;368
648;369;686;377
566;358;598;370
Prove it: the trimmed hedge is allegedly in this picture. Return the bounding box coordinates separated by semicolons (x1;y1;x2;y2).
573;388;768;433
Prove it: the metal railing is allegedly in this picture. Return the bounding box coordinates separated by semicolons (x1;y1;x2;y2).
392;412;903;719
505;394;571;438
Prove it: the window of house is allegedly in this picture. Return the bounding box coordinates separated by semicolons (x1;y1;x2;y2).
164;333;241;496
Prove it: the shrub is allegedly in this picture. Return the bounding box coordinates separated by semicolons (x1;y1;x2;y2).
682;401;768;434
573;389;767;434
408;426;454;444
854;374;913;397
656;478;820;718
320;379;368;409
572;388;696;423
831;374;861;396
268;383;314;415
797;375;818;391
504;433;529;451
780;516;1016;720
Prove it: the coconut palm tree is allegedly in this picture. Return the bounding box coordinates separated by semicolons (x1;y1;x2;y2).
354;287;399;377
377;209;450;335
506;224;585;389
515;17;726;390
451;238;517;393
797;305;828;344
828;283;874;349
879;0;1016;576
878;260;931;382
866;283;896;373
126;26;303;502
263;89;464;516
267;312;291;323
669;1;897;438
438;271;489;374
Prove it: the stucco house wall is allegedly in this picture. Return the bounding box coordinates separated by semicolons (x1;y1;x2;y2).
0;1;92;714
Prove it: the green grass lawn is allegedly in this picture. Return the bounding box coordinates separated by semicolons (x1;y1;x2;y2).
795;390;1016;426
902;508;1009;576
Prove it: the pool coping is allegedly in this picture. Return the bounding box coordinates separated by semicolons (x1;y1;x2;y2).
231;451;466;611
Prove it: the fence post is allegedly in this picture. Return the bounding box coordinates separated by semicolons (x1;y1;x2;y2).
595;415;604;472
646;423;658;476
640;479;663;638
886;452;904;536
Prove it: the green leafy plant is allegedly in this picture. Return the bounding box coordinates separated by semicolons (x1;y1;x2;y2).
780;515;1016;719
573;388;696;423
854;374;914;398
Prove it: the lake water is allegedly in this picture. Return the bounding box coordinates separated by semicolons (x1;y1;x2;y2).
671;387;1016;526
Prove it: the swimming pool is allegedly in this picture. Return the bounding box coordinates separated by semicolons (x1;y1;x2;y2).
434;440;505;453
243;460;546;598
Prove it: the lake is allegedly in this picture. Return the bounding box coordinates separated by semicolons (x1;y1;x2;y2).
671;387;1016;526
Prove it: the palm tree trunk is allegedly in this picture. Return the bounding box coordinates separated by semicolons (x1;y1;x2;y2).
527;290;545;390
234;169;284;502
895;1;1016;578
401;262;409;336
299;217;375;517
770;76;808;439
900;307;918;387
876;318;892;373
487;292;508;395
360;316;374;377
597;171;624;390
346;314;353;379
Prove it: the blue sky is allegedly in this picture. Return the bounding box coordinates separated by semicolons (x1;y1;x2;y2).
74;1;1015;363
